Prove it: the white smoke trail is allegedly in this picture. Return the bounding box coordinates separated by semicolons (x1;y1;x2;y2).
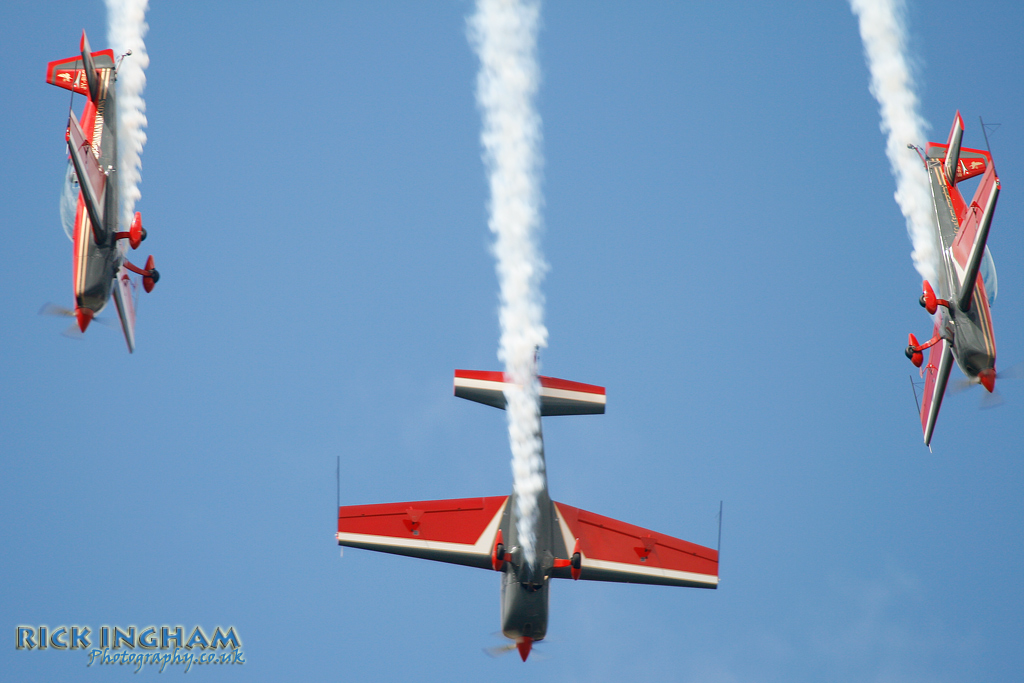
850;0;939;285
468;0;548;570
105;0;150;231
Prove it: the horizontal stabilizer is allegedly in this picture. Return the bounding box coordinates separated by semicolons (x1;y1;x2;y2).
923;144;989;184
552;502;719;588
46;50;114;96
943;111;964;186
67;109;107;243
953;163;1000;311
337;496;508;570
454;370;606;416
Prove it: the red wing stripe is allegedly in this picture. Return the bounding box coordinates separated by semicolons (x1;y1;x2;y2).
454;369;505;383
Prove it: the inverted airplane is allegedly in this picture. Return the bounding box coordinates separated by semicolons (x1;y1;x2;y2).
336;369;719;661
905;111;1001;446
45;31;159;352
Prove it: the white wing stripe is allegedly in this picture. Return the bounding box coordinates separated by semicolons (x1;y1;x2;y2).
583;557;719;586
540;386;606;405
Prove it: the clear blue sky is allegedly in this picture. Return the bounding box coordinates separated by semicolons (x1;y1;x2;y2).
2;1;1022;680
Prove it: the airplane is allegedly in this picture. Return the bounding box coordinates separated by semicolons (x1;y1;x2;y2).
904;111;1001;446
44;30;159;352
336;369;719;661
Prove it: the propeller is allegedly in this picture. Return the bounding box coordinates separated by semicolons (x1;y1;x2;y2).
39;303;117;337
484;641;518;658
483;633;549;661
948;362;1021;409
980;390;1004;410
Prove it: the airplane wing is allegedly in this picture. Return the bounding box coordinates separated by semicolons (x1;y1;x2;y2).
111;267;137;353
66;109;108;244
921;325;954;447
336;496;508;570
952;162;1000;312
551;501;719;589
454;370;606;415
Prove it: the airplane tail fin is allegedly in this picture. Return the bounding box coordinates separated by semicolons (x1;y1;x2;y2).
454;370;606;416
79;31;101;102
943;111;965;186
45;33;115;97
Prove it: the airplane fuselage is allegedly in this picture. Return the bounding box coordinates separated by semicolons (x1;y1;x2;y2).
500;537;551;643
925;154;996;380
71;64;122;317
496;439;558;644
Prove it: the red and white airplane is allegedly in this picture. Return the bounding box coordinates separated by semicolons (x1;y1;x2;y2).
44;31;159;352
905;112;1001;446
337;369;719;661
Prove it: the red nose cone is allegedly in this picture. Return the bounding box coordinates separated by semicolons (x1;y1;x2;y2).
517;637;533;662
979;368;996;393
75;307;94;332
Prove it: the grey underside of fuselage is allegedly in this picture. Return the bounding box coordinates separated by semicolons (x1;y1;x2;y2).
925;154;993;378
77;67;121;313
497;429;571;642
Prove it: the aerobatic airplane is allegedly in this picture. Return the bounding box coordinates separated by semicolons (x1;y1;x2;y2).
336;370;719;661
44;31;159;352
905;112;1001;446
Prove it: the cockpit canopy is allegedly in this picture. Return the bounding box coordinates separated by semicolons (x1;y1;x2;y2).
59;160;78;241
980;246;997;306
